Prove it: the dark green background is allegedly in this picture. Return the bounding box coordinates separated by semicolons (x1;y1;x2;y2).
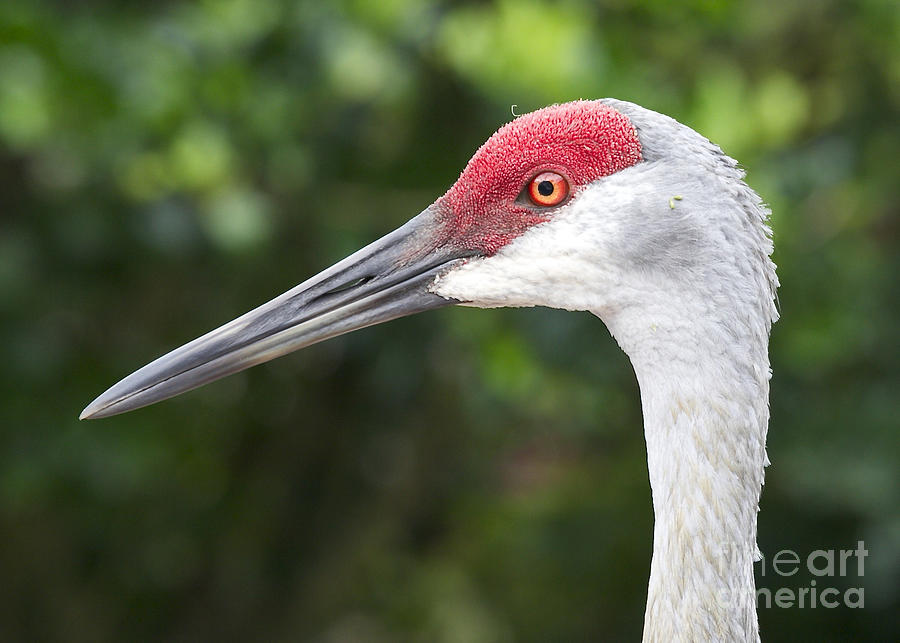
1;0;897;641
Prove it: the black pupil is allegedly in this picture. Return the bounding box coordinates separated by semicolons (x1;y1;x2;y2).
537;180;555;196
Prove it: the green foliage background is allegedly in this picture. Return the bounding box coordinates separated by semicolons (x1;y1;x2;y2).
0;0;897;641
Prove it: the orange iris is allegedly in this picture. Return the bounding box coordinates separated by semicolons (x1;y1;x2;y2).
527;171;569;206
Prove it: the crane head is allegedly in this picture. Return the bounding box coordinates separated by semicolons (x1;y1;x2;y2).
81;99;773;419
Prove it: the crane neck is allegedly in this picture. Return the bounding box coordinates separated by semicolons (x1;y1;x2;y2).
602;296;771;643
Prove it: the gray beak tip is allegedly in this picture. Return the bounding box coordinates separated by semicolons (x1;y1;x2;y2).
79;398;109;420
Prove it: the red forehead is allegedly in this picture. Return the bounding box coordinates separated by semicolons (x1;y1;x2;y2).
437;101;642;255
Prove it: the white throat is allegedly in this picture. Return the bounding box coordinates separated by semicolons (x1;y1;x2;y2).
603;292;770;643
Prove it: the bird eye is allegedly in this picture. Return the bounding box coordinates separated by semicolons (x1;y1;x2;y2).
527;171;569;207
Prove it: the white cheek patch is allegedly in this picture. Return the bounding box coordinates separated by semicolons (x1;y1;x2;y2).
428;213;576;309
430;254;540;309
428;173;639;312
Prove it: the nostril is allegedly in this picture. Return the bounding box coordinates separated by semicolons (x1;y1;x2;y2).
320;275;375;297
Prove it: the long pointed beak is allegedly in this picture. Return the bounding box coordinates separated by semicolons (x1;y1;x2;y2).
81;205;471;419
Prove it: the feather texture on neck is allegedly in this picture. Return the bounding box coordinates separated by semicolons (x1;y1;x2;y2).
604;286;771;642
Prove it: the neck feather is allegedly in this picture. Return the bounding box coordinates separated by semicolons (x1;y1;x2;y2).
603;294;771;643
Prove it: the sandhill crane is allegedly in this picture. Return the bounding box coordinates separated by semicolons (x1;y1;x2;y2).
81;99;778;642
